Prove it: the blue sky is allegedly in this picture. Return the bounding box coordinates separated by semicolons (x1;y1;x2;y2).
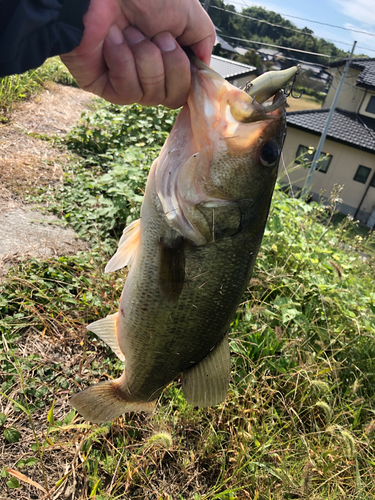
223;0;375;57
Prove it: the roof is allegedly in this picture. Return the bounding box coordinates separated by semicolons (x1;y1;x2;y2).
210;55;256;80
330;58;375;90
215;34;237;53
286;108;375;154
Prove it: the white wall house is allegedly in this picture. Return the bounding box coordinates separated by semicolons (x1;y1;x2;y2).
282;58;375;225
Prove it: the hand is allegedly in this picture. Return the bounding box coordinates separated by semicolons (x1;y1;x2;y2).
60;0;215;109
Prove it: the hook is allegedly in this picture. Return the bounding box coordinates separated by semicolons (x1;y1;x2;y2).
284;67;303;99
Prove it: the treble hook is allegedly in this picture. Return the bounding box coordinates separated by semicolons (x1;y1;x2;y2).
284;64;303;99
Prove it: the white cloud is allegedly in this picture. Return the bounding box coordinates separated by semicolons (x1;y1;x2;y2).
343;23;375;56
333;0;375;26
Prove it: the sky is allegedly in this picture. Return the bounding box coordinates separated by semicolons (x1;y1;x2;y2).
222;0;375;58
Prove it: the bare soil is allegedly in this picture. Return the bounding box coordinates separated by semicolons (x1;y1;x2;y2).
0;84;93;275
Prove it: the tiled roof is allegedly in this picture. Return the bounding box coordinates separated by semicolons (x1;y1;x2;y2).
215;35;237;53
210;55;256;80
286;108;375;153
330;58;375;89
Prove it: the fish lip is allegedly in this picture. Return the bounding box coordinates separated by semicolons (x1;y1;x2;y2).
263;91;287;115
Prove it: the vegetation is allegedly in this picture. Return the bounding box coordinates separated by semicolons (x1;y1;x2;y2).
209;1;350;65
1;85;375;498
0;57;76;119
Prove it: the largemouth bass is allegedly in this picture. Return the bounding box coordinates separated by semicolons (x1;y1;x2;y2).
72;60;298;423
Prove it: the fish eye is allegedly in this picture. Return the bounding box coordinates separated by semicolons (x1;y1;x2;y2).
260;141;280;167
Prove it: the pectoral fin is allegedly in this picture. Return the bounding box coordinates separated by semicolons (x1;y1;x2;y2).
87;313;125;362
105;219;141;273
182;334;230;407
158;237;185;304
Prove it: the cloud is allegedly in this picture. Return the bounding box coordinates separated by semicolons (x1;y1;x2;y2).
343;23;375;56
333;0;375;26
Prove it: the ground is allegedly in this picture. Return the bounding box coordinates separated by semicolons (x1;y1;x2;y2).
0;83;93;277
0;85;320;277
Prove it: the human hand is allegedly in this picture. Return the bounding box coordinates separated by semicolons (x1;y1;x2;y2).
60;0;215;109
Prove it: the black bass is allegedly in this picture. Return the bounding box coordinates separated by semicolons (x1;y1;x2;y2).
71;60;298;423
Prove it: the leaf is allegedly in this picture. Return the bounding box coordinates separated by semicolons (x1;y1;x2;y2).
6;477;20;489
90;478;101;497
25;457;39;467
4;427;20;443
63;409;76;425
0;413;7;425
5;468;47;494
47;399;55;426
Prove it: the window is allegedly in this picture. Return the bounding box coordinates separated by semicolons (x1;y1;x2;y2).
365;96;375;114
316;153;332;173
370;172;375;188
296;145;314;165
354;165;371;183
295;145;332;173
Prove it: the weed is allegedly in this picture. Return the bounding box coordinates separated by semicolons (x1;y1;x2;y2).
0;57;76;116
1;99;375;499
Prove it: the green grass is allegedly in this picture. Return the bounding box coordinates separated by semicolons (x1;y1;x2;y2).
1;101;375;499
0;57;77;118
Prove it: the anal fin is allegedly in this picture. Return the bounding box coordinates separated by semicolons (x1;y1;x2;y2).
71;379;156;423
87;313;125;362
105;219;141;273
182;334;230;407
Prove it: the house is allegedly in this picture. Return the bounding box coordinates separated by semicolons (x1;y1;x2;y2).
281;58;375;225
210;55;257;88
214;33;238;60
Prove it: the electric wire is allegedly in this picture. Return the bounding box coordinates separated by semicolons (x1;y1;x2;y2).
211;3;375;53
223;0;375;38
218;33;332;58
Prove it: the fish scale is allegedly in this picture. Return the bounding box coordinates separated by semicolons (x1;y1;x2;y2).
71;60;298;423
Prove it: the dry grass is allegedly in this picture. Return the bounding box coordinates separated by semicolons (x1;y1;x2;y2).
286;94;322;112
0;84;94;199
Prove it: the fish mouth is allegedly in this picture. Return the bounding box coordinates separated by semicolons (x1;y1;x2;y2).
188;52;298;124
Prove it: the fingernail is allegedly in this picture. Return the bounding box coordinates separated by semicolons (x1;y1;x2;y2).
107;25;124;45
123;26;146;45
154;32;176;52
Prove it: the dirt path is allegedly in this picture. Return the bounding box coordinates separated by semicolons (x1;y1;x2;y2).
0;84;93;275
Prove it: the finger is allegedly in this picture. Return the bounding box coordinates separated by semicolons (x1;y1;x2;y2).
123;26;166;106
101;24;144;104
153;32;190;109
177;0;215;65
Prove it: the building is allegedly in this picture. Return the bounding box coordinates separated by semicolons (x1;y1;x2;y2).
282;58;375;224
210;55;257;88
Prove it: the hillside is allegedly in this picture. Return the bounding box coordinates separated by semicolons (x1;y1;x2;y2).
208;0;350;65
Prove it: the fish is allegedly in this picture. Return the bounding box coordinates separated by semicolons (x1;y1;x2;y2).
71;59;298;423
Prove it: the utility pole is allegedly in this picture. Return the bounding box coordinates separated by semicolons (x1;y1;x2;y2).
301;41;357;199
204;0;211;11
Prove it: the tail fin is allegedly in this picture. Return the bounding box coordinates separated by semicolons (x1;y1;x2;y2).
71;379;156;423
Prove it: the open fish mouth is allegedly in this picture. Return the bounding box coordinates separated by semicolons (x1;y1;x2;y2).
188;54;299;125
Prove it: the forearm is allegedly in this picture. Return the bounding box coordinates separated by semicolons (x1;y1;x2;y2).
0;0;90;77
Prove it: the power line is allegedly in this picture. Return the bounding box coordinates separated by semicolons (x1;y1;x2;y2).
275;11;375;38
222;0;375;38
272;54;330;70
214;2;375;53
210;4;314;37
219;33;332;58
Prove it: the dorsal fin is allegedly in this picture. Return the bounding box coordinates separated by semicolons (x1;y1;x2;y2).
87;313;125;362
105;219;141;273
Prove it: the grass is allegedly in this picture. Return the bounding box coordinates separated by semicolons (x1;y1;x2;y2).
0;57;77;119
1;87;375;499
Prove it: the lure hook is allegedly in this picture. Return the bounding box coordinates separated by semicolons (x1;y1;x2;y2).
284;65;303;99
